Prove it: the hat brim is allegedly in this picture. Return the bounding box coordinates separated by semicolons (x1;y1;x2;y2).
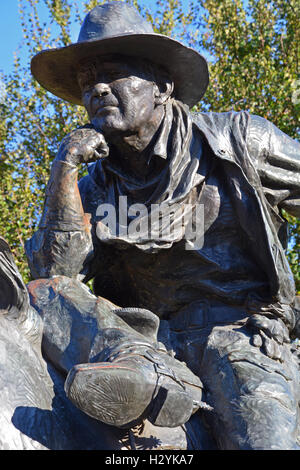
31;33;209;108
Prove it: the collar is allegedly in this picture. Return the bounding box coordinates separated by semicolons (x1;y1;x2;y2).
147;100;174;161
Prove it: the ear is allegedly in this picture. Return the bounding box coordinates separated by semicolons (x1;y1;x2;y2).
153;78;174;105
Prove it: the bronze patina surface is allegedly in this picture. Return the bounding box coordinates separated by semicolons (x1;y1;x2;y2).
1;1;299;450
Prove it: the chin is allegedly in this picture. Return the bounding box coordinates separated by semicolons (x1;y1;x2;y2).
92;116;130;138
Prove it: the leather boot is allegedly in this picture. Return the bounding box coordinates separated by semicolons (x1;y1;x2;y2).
64;342;207;429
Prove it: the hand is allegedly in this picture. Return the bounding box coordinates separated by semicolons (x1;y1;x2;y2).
246;314;290;362
57;125;109;166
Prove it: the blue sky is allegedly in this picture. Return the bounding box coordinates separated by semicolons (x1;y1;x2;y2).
0;0;23;74
0;0;82;75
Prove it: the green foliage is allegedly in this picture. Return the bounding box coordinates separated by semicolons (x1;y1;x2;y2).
0;0;299;292
197;0;299;139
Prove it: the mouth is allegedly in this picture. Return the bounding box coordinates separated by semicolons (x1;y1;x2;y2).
94;105;118;116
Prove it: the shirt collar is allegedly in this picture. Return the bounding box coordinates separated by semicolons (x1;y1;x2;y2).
148;100;174;161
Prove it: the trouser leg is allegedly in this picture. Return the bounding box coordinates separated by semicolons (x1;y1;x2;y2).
27;275;140;373
169;301;300;450
27;276;204;429
27;276;164;372
199;323;300;449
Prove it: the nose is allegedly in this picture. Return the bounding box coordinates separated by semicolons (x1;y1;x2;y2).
93;82;111;98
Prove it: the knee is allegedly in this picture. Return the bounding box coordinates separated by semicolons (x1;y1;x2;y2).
27;275;94;311
27;276;101;374
201;325;299;411
200;326;300;449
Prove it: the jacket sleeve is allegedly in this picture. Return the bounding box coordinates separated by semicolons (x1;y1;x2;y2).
247;115;300;217
25;172;94;281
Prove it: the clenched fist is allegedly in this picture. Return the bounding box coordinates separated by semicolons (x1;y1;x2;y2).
57;125;109;166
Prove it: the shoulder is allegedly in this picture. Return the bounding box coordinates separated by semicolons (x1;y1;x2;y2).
191;109;250;130
191;110;296;150
190;110;251;157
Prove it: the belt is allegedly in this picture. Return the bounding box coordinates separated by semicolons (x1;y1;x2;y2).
168;300;247;331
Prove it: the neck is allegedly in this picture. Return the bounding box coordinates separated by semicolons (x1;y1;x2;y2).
106;105;165;178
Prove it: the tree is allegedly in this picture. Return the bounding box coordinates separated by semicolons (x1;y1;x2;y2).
0;0;299;291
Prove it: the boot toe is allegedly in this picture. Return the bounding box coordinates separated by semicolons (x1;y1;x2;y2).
65;363;153;428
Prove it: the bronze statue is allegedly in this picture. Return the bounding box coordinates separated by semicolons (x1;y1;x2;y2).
3;1;300;450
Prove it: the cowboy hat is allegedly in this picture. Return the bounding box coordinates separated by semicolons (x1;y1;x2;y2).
31;1;209;108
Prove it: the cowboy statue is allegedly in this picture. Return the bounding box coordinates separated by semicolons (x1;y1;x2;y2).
4;1;299;450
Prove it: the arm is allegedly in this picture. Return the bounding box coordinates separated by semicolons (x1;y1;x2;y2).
25;126;109;280
247;115;300;217
246;116;300;350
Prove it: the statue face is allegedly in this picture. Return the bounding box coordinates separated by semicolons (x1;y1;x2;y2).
79;59;159;138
